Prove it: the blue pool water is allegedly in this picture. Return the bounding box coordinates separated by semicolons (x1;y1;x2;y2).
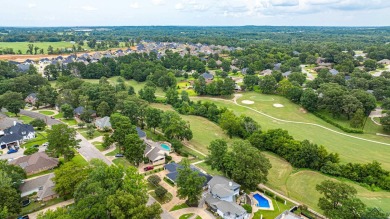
253;193;270;208
161;144;171;151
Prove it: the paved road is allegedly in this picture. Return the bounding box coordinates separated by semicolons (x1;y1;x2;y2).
18;110;112;165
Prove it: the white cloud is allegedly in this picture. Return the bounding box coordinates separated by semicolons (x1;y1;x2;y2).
175;3;184;10
81;6;98;11
270;0;299;7
152;0;165;5
28;3;37;8
130;2;140;9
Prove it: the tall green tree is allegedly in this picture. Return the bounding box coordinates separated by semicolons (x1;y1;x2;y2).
97;101;111;117
123;134;145;166
145;107;162;133
53;161;90;197
47;124;80;161
61;103;74;119
207;139;228;171
161;111;193;141
176;159;206;206
259;75;277;94
350;109;365;128
0;91;24;116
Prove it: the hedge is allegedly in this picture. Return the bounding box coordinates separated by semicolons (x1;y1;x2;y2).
313;112;364;134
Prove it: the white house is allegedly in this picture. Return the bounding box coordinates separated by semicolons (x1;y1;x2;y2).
205;176;249;219
0;122;35;148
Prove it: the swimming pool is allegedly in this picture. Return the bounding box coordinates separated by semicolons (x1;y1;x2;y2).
253;193;270;208
161;143;171;151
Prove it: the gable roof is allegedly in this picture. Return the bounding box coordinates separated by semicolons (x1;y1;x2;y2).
164;163;212;186
205;194;247;217
9;152;59;175
282;71;292;77
0;133;23;144
74;106;84;115
3;123;35;137
20;173;57;200
275;210;303;219
95;116;111;128
136;127;146;138
207;175;240;192
329;69;339;75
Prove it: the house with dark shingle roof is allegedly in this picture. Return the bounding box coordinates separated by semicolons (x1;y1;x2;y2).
205;176;248;219
329;69;339;75
9;152;59;175
73;106;96;118
0;122;35;148
201;72;214;80
164;163;212;188
20;173;58;201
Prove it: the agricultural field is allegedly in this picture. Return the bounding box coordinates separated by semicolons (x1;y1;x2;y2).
263;152;390;212
0;41;89;54
193;92;390;170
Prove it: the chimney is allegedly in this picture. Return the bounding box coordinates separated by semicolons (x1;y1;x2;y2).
229;182;232;187
14;121;17;126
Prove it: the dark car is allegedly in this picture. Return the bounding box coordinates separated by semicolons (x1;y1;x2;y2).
21;199;30;207
18;216;29;219
7;149;18;154
115;154;124;157
144;166;154;171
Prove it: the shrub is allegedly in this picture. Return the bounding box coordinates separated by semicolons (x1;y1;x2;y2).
77;122;85;128
24;147;38;155
30;118;46;130
242;204;252;213
148;175;161;185
155;186;168;199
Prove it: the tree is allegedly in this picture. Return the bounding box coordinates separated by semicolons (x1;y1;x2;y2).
221;60;231;72
111;114;136;150
86;127;95;139
138;86;156;103
53;161;90;197
97;101;111;117
382;98;390;110
208;58;217;69
0;91;24;116
145;107;162;133
300;88;318;112
341;95;363;120
161;111;193;141
61;104;74;119
47;45;54;54
363;59;377;71
350;109;365;128
37;85;58;107
28;64;38;75
259;75;277;94
219;110;241;138
128;86;135;95
0;171;22;216
176;159;206;206
47;124;80;161
316;180;366;219
44;64;59;80
181;90;190;103
30;118;46;130
165;87;179;105
224;140;271;190
381;114;390;132
123;134;145;166
207;139;228;171
147;175;161;185
288;72;306;85
155;186;168;199
194;77;207;95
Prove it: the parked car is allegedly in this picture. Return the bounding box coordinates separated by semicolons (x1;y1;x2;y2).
115;154;124;157
144;166;154;171
21;199;30;207
18;216;29;219
1;144;6;149
7;149;18;154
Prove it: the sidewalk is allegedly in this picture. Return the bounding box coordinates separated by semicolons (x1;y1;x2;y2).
28;199;74;219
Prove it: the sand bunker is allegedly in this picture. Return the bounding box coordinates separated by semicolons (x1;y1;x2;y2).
242;100;254;105
273;103;284;108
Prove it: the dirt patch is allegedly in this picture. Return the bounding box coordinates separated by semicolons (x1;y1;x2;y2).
299;108;307;113
242;100;254;105
273;103;284;108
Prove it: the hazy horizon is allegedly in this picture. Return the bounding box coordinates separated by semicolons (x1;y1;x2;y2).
2;0;390;27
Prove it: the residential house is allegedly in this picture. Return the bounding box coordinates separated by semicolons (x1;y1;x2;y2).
164;162;212;187
137;127;146;139
73;106;96;118
275;210;303;219
17;63;30;72
9;152;59;175
205;176;248;219
329;69;339;75
274;63;282;71
201;72;214;81
25;93;38;105
260;69;272;76
293;51;300;56
19;173;58;201
0;122;35;148
282;71;292;78
216;60;222;66
94;116;111;130
241;68;248;75
143;139;166;165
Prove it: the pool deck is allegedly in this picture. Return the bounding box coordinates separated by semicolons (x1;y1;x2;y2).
251;192;274;211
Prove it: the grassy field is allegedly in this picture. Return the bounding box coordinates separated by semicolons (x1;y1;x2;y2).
77;128;103;139
264;152;390;212
0;41;89;54
38;110;55;116
150;103;233;155
192;92;390;170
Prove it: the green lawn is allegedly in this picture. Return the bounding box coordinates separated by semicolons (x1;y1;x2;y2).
192;92;390;170
253;197;294;219
38;110;55;116
92;141;106;151
54;112;63;119
70;154;89;166
149;191;173;204
5;112;34;124
195;162;223;176
264;152;390;212
0;41;90;54
150;103;233;155
112;158;133;168
179;213;194;219
170;203;189;211
23;132;47;148
53;112;77;126
78;128;103;139
106;147;120;156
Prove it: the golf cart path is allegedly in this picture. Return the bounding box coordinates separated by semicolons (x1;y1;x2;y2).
194;94;390;147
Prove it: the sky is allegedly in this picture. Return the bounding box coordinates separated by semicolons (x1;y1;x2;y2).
1;0;390;26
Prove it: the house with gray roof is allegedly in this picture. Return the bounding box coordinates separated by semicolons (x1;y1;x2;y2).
329;69;339;75
19;173;58;201
94;116;111;130
201;72;214;80
25;93;38;105
205;176;248;219
274;63;282;71
164;162;212;187
282;71;292;77
275;210;303;219
9;152;59;175
0;122;35;148
144;139;166;165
